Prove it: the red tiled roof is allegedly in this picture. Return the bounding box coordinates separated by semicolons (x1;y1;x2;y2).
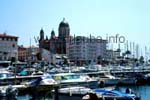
0;33;18;38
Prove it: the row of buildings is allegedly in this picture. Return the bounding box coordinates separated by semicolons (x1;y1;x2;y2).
18;45;39;62
0;33;39;63
0;19;121;65
38;19;121;65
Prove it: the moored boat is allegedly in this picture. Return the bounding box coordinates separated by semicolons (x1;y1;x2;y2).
52;73;99;88
22;74;57;85
0;85;18;99
21;73;57;92
99;74;120;86
83;89;141;100
54;86;140;100
119;78;137;85
53;86;93;100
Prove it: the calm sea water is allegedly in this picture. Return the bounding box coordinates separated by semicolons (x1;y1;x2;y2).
15;85;150;100
17;94;54;100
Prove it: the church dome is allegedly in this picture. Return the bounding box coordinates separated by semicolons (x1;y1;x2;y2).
59;18;69;27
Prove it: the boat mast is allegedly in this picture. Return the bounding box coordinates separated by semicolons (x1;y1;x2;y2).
136;44;139;59
29;38;32;75
133;42;135;59
145;46;148;63
130;41;132;58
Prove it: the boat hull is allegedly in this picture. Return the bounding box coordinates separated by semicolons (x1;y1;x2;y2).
118;78;137;85
100;79;120;86
59;80;99;89
57;93;141;100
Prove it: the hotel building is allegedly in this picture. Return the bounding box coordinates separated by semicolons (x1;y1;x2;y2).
0;33;18;61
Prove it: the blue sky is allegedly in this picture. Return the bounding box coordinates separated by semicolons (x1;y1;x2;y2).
0;0;150;51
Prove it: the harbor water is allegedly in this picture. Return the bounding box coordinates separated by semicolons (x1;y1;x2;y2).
15;85;150;100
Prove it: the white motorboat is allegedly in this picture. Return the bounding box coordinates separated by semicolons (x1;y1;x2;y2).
0;69;14;79
119;77;137;85
22;73;57;86
52;73;99;88
0;85;18;99
0;69;15;85
83;88;140;100
54;86;92;100
55;86;140;100
99;74;120;86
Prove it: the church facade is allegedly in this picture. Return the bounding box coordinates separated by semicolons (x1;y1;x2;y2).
39;19;70;61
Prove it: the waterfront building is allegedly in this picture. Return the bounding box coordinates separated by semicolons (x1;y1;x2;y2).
105;49;121;61
66;36;107;65
27;46;39;62
18;45;39;62
38;19;108;65
18;46;28;62
38;19;106;65
0;33;18;61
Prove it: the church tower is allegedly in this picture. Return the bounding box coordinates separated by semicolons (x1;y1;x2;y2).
40;28;44;40
39;28;45;49
58;18;70;39
38;28;45;60
50;30;56;54
58;18;70;54
50;30;55;39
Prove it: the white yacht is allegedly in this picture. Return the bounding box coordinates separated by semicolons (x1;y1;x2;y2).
52;73;99;88
22;73;57;86
0;85;18;99
0;69;14;79
55;86;139;100
56;86;92;100
99;74;120;86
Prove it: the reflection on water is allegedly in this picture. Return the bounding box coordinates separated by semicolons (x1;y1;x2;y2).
17;93;54;100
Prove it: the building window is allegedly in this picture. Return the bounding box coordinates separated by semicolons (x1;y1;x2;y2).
15;38;17;41
12;44;15;48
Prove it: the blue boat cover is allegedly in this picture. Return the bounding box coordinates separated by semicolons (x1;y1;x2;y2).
94;89;136;98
